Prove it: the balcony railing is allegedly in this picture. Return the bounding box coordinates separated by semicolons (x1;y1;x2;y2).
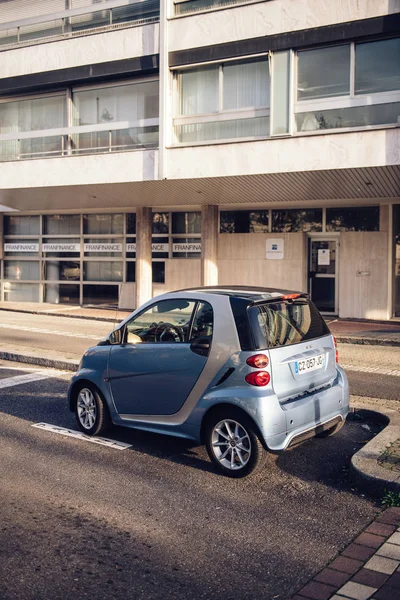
0;120;159;162
0;0;159;51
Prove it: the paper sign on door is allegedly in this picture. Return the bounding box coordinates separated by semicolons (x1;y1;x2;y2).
318;249;330;265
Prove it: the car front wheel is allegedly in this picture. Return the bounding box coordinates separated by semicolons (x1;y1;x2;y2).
75;384;110;436
205;410;265;478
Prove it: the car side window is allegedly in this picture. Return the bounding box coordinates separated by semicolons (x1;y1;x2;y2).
190;301;214;341
125;299;196;344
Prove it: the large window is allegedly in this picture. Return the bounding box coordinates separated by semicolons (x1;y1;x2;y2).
295;38;400;132
326;206;379;232
175;0;250;15
174;57;270;143
220;210;269;233
72;80;159;153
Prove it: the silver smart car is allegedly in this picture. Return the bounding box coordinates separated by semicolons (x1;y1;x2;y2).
68;286;349;477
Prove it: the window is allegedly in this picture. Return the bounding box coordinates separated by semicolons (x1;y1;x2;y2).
272;209;322;232
295;38;400;133
152;262;165;283
0;95;66;161
220;210;269;233
175;0;250;16
172;212;201;234
44;215;80;235
152;212;169;234
190;301;214;340
83;214;123;235
72;80;159;153
326;206;379;232
4;216;40;236
125;299;196;344
4;261;40;281
175;57;270;143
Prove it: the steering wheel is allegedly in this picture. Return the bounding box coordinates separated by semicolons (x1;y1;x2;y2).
155;322;184;342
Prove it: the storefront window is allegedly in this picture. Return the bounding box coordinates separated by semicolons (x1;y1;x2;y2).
44;261;81;281
126;262;136;282
83;214;123;235
220;210;269;233
172;212;201;234
152;213;169;234
326;206;379;231
126;214;136;234
42;238;80;258
83;285;119;306
4;215;40;236
4;239;39;256
152;262;165;283
4;261;40;280
83;261;123;282
272;209;322;232
3;282;39;302
43;215;80;235
45;284;80;304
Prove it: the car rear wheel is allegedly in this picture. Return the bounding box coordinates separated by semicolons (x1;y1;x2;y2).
75;385;110;436
205;410;265;478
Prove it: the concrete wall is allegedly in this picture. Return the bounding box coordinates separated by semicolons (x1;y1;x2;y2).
153;258;201;297
338;231;389;320
168;0;398;52
218;232;307;291
0;24;159;78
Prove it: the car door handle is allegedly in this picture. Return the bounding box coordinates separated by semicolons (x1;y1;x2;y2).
190;336;211;357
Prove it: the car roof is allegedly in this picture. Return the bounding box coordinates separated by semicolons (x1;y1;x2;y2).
172;285;306;302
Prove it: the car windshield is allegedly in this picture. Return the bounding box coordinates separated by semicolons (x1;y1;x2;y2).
249;298;330;349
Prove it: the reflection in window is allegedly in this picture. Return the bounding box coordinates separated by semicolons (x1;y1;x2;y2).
220;210;269;233
175;0;248;15
297;45;350;101
44;215;80;235
44;261;81;281
4;215;40;236
83;261;123;281
190;301;213;340
356;38;400;95
152;212;169;234
172;212;201;234
83;214;123;235
152;262;165;283
4;261;40;280
296;102;400;132
45;284;80;305
272;209;322;232
126;299;195;343
326;206;379;232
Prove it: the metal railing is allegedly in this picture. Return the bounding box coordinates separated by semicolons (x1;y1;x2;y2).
0;0;159;51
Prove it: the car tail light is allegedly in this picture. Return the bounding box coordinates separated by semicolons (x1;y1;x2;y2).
282;293;300;300
245;372;271;387
333;336;339;363
246;354;269;368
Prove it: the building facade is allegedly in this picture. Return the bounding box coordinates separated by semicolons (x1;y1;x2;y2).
0;0;399;319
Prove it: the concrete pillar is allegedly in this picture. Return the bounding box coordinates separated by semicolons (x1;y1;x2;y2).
135;207;152;308
201;205;218;287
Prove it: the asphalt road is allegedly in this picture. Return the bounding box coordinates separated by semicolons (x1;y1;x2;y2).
0;361;379;600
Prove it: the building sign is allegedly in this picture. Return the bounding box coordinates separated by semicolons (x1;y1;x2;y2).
317;249;330;265
172;242;201;253
84;243;123;252
42;243;81;253
4;243;39;252
266;239;284;260
126;243;170;253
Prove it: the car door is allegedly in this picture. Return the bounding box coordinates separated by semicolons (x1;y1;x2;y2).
108;298;213;416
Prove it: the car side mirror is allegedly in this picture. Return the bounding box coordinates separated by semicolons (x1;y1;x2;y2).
109;328;122;345
190;336;211;357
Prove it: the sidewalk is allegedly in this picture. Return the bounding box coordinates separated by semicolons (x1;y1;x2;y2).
1;302;400;346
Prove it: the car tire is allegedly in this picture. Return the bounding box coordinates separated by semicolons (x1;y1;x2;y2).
205;408;266;478
75;384;111;436
316;419;345;438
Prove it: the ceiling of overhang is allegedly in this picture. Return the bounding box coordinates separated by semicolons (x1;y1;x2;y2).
1;165;399;213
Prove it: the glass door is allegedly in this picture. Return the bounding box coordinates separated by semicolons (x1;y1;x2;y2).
308;238;338;314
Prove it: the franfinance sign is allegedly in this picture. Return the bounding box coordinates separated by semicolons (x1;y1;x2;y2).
4;243;39;252
84;243;123;252
42;243;81;253
173;242;201;253
126;243;170;253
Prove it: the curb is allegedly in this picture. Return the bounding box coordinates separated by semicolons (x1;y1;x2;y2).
0;350;78;372
350;404;400;496
336;336;400;347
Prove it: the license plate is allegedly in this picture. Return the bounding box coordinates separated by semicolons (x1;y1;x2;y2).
294;354;325;375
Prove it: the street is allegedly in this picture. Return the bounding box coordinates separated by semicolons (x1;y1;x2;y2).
1;311;399;599
0;360;379;600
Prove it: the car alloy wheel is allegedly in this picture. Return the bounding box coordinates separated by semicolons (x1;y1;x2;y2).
75;384;110;436
77;387;97;430
211;419;251;471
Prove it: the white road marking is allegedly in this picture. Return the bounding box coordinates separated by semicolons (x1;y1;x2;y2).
0;323;101;340
32;423;132;450
0;370;68;390
342;364;400;377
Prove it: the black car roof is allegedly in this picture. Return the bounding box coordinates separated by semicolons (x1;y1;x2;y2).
173;285;305;302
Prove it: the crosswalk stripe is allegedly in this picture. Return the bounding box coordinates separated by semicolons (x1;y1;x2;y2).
0;323;101;341
32;423;132;450
0;370;67;390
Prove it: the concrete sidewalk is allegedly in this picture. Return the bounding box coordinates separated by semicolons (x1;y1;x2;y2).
1;301;400;346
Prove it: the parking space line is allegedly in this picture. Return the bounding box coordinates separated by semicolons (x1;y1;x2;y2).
0;370;68;390
32;423;132;449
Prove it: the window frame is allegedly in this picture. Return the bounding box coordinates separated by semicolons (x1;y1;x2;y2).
173;54;270;145
293;38;400;135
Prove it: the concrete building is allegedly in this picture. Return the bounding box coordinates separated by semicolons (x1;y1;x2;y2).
0;0;399;319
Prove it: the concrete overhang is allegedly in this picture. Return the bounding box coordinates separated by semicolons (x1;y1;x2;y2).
1;165;399;213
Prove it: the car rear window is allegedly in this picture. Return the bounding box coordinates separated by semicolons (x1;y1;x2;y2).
249;298;330;349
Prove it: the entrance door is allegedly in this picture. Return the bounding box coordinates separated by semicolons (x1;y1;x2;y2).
308;238;338;314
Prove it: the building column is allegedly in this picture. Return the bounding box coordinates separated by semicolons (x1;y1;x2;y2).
135;207;152;309
201;205;218;287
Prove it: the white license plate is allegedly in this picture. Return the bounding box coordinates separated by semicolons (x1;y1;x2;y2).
294;354;325;375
